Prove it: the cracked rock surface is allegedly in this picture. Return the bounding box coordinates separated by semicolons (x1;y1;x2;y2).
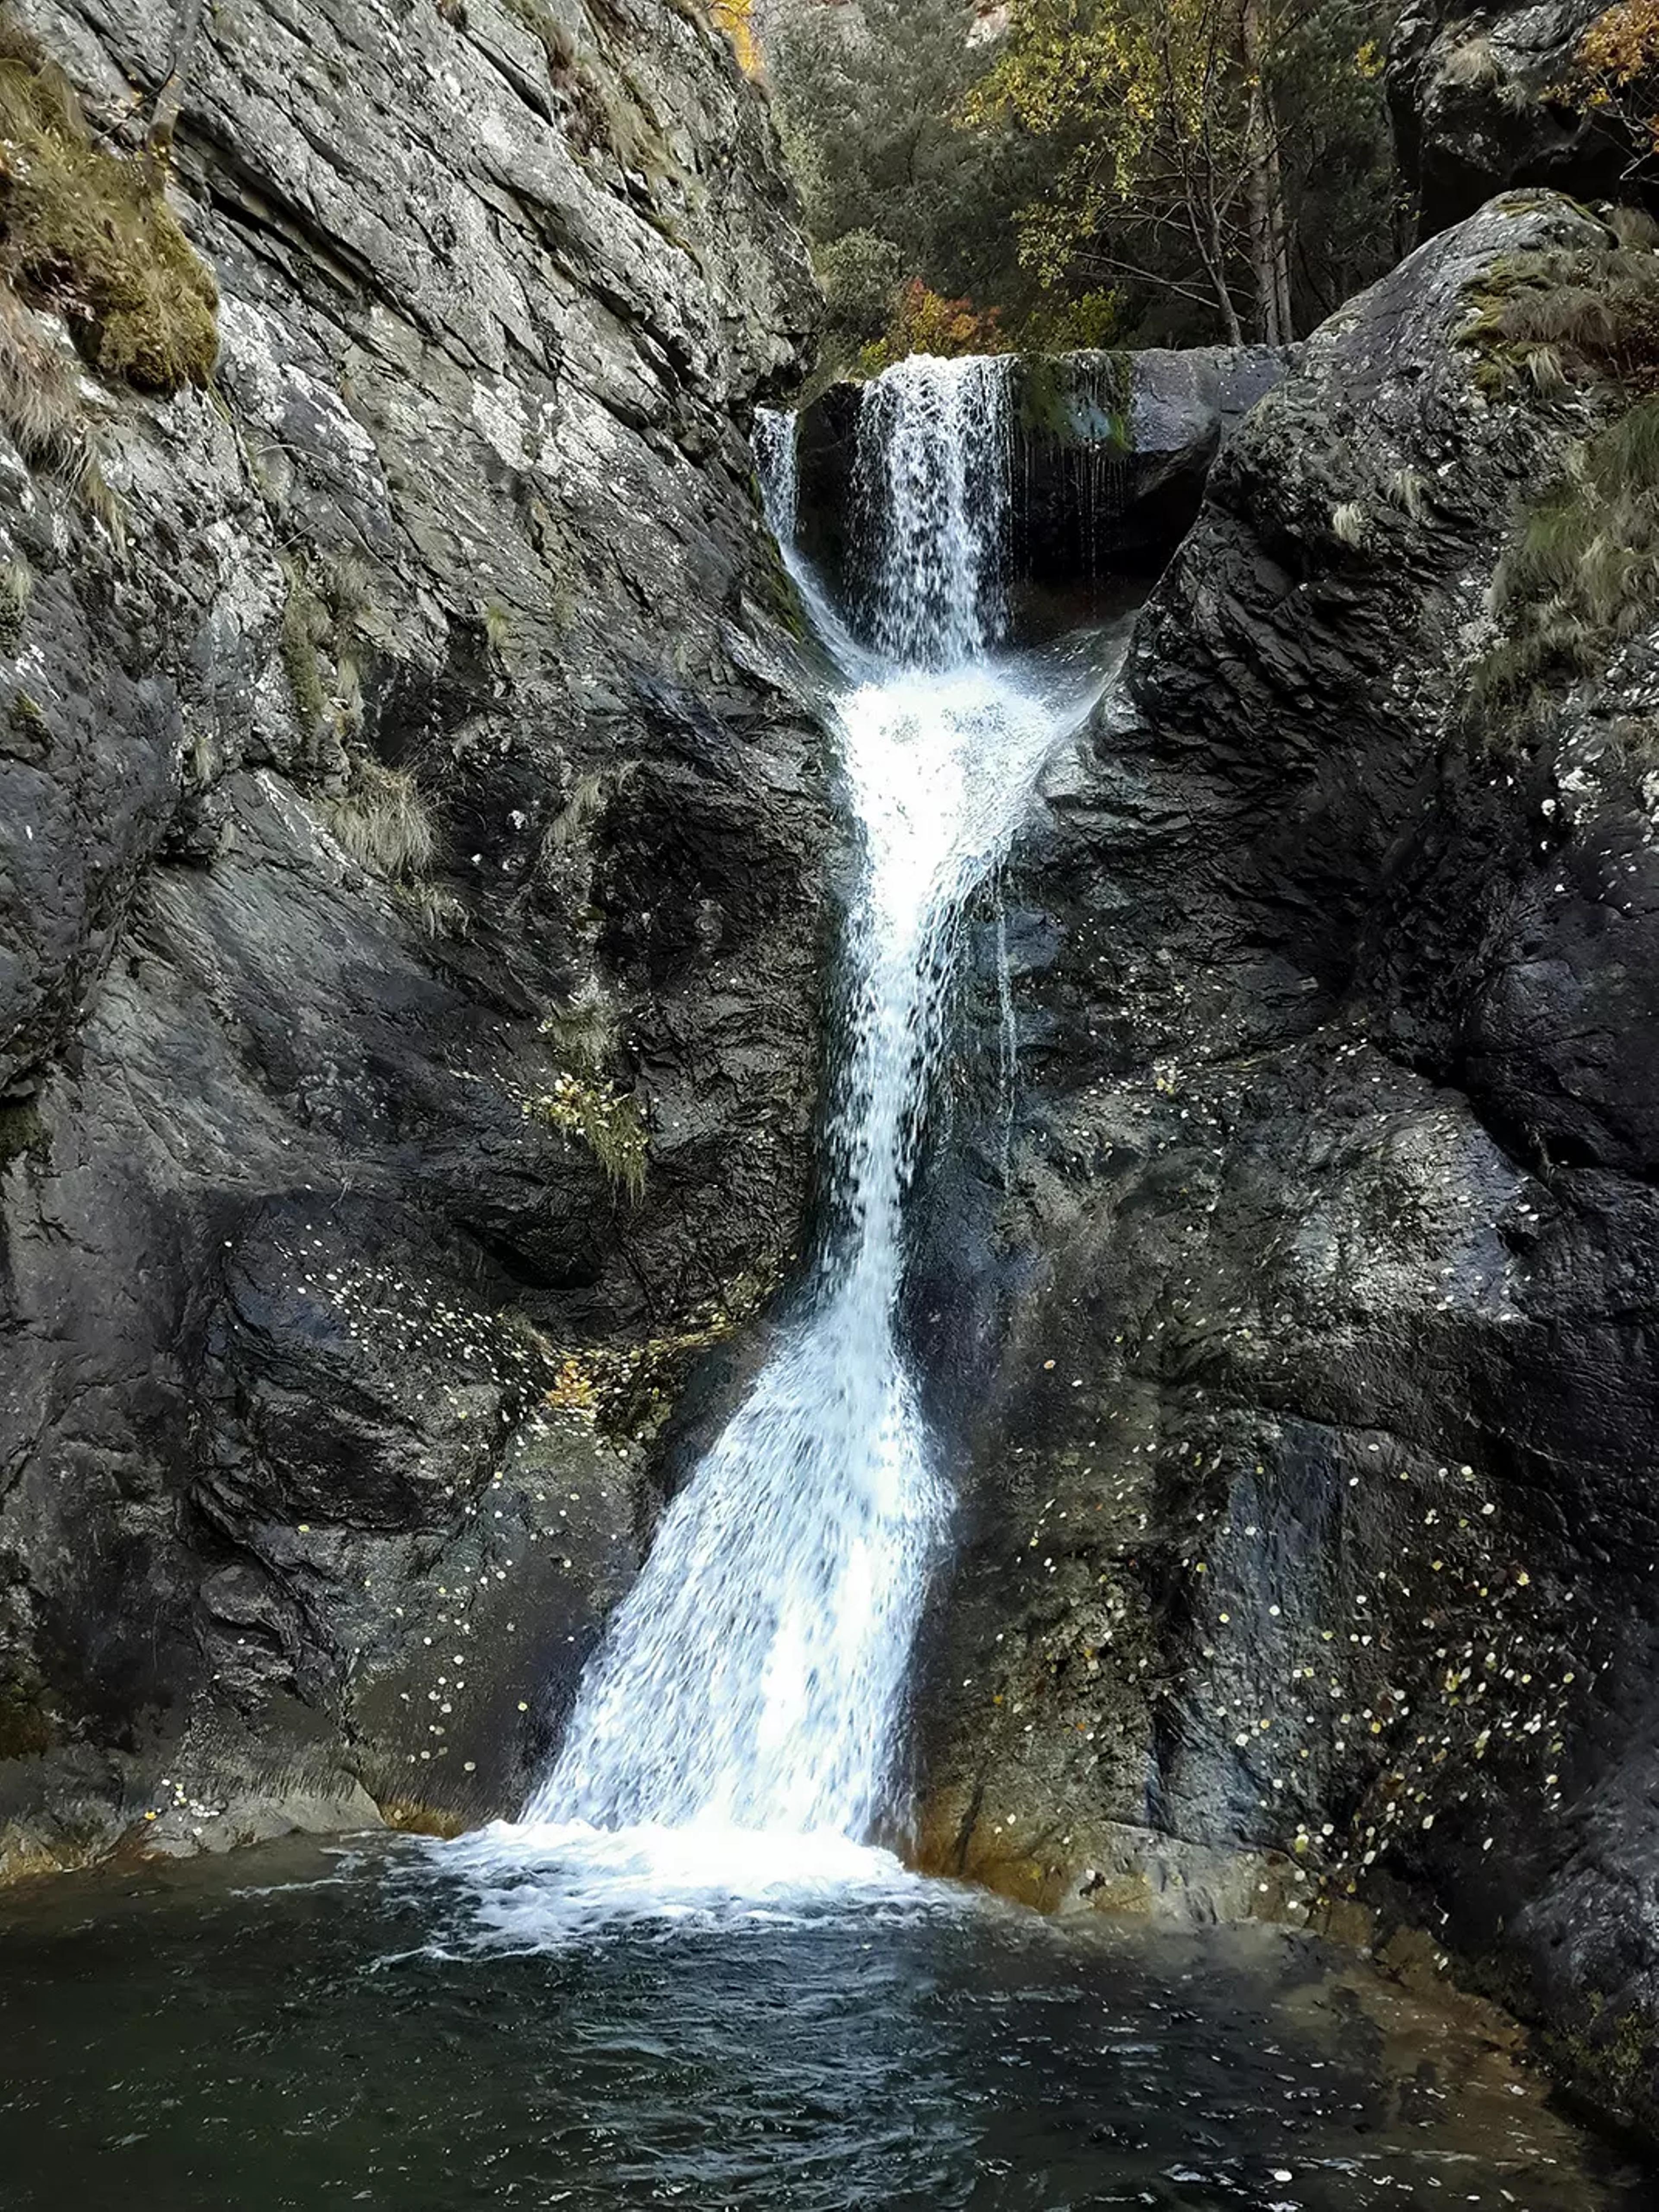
911;194;1659;2140
0;0;827;1873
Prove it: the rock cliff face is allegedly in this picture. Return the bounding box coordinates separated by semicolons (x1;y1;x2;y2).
1389;1;1627;235
912;192;1659;2135
0;0;826;1873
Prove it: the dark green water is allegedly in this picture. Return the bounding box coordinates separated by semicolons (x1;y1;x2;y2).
0;1830;1647;2211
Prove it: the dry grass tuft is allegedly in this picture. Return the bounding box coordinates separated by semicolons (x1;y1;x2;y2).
0;282;118;526
1460;237;1659;401
327;759;437;882
526;1073;648;1200
1478;399;1659;705
1443;33;1502;90
0;28;218;392
540;980;618;1072
0;545;30;645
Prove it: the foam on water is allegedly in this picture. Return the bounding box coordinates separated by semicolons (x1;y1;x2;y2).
424;1821;940;1954
482;357;1104;1919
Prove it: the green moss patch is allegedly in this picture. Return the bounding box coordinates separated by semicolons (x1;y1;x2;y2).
0;1097;46;1164
0;21;218;393
1016;352;1130;450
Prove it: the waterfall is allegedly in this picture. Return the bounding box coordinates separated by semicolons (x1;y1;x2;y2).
855;355;1012;668
753;404;799;545
522;356;1098;1850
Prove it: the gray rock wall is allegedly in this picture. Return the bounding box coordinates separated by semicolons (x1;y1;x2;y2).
0;0;829;1873
912;192;1659;2138
1389;2;1628;235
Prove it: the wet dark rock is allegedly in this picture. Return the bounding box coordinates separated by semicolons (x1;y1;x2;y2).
0;0;826;1874
913;193;1659;2140
1389;1;1630;236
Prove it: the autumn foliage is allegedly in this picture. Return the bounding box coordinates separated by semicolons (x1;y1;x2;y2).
858;280;1008;373
1576;0;1659;154
710;0;760;77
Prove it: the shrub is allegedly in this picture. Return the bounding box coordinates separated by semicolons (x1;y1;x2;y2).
816;229;905;348
858;278;1008;376
0;23;218;392
1014;288;1125;354
709;0;760;76
1566;0;1659;160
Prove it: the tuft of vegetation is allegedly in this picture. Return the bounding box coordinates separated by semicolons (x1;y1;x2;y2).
1330;499;1368;547
0;18;218;392
1387;466;1429;521
534;1272;780;1443
480;597;512;654
504;0;668;176
6;684;46;748
1459;236;1659;401
280;557;331;732
0;283;118;525
0;1096;46;1165
278;547;385;752
540;981;618;1073
1441;32;1502;91
0;546;29;646
525;1072;648;1200
326;758;437;882
1477;399;1659;705
398;879;469;940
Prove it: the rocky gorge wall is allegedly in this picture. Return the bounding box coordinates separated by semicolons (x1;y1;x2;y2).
911;186;1659;2139
0;0;828;1873
6;0;1659;2154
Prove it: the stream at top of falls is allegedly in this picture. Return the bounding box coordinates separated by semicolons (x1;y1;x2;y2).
1;358;1651;2212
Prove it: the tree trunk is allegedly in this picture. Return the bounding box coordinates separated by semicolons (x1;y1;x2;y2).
1241;0;1294;343
1192;199;1245;346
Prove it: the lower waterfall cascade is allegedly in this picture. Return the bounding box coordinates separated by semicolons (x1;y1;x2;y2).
3;360;1651;2212
518;355;1104;1853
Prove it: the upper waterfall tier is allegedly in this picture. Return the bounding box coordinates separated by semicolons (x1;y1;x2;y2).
795;347;1293;635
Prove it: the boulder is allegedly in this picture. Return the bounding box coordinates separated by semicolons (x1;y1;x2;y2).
1389;1;1631;235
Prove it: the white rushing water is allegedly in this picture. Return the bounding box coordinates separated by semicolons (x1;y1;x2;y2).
496;357;1106;1911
